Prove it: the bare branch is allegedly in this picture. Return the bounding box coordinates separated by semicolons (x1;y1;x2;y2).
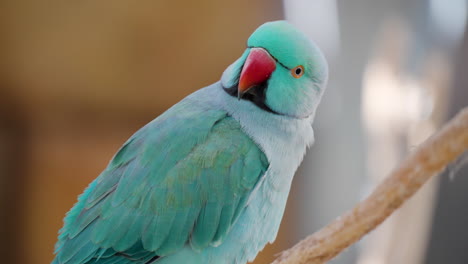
271;107;468;264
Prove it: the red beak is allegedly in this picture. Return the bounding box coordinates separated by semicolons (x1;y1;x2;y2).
238;48;276;98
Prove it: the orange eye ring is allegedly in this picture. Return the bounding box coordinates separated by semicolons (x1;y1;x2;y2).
291;65;305;78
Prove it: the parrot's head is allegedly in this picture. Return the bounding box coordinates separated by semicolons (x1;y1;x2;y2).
221;21;328;119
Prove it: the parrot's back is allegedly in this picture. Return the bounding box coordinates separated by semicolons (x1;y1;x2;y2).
53;89;272;264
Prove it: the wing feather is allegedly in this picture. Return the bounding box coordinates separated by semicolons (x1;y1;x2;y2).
54;102;269;264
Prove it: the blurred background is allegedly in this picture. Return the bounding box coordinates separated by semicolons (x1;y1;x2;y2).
1;0;467;263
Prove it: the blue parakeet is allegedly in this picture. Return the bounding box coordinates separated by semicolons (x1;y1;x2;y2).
53;20;328;264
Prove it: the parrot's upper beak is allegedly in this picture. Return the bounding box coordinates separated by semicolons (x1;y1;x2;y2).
238;48;277;99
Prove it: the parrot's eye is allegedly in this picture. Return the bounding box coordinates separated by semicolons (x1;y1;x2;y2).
291;65;304;78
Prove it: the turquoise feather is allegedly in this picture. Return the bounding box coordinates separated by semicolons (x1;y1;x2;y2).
54;20;328;264
53;101;269;263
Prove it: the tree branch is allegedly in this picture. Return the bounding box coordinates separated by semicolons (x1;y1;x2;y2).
271;107;468;264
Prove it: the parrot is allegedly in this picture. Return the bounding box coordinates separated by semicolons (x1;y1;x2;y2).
52;20;328;264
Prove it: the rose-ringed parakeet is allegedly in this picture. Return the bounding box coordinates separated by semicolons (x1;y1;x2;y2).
53;20;328;264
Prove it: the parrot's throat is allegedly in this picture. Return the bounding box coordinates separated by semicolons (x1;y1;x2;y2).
223;82;281;115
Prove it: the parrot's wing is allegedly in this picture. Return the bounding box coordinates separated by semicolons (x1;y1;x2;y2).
54;102;269;264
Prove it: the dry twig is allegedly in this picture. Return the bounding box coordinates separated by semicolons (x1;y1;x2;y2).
271;107;468;264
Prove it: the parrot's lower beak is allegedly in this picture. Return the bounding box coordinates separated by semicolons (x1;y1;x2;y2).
238;48;276;99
